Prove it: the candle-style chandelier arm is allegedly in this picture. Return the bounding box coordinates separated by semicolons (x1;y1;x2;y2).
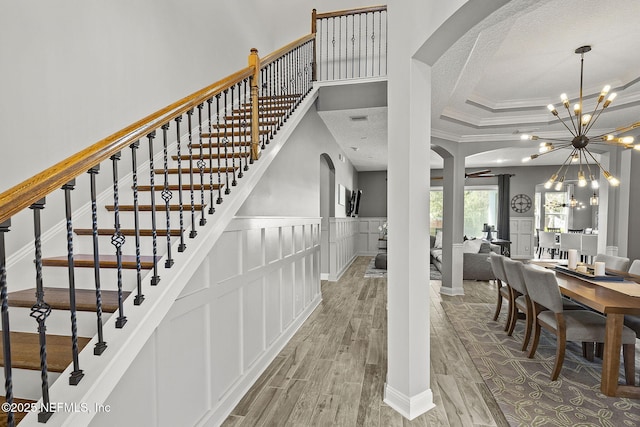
560;98;579;136
527;142;573;161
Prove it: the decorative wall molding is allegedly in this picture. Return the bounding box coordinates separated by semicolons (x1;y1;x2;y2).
357;217;387;255
327;217;359;281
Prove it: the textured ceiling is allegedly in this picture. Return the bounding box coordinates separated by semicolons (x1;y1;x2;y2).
317;0;640;171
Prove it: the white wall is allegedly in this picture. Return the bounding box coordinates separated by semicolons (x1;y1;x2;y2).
89;216;321;427
237;106;358;218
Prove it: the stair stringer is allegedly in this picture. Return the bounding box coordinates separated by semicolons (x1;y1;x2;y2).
18;88;320;427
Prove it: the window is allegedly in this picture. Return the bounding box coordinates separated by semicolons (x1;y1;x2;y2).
430;186;498;238
543;191;569;231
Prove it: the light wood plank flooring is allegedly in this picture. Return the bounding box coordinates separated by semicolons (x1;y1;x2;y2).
222;256;509;426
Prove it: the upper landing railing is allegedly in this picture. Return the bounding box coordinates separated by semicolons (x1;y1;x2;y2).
313;5;388;81
0;5;385;425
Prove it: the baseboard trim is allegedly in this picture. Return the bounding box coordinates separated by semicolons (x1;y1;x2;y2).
439;285;465;296
383;383;435;420
327;253;358;282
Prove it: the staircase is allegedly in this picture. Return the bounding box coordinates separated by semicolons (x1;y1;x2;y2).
0;38;315;426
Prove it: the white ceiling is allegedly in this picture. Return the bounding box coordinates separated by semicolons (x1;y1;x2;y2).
317;0;640;171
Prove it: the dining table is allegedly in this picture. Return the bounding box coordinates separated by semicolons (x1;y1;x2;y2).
531;260;640;399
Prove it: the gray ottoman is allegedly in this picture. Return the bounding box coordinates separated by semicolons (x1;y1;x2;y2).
374;253;387;269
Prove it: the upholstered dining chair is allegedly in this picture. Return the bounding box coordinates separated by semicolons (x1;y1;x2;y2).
559;232;581;259
521;264;636;382
489;253;511;330
594;253;630;272
501;258;533;350
537;231;559;259
503;258;582;352
628;259;640;276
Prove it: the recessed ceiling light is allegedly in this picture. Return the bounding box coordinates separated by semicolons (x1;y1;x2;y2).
351;146;360;151
350;115;368;121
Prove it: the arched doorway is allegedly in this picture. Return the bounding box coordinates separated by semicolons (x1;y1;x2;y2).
320;153;336;278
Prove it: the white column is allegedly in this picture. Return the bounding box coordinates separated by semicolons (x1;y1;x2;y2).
440;154;465;295
384;33;434;423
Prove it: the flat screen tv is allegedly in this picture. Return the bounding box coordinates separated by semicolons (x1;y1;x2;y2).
351;189;362;217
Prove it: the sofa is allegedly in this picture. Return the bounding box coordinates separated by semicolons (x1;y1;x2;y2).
430;234;498;281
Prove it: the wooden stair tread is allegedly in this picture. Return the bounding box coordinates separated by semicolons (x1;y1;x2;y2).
190;141;252;149
74;228;181;237
42;254;160;270
157;166;238;174
0;331;90;373
8;287;128;313
0;396;36;424
172;153;250;161
104;204;205;212
200;129;269;137
135;184;223;191
233;107;287;115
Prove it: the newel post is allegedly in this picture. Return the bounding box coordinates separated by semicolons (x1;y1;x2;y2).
311;9;317;81
248;48;261;161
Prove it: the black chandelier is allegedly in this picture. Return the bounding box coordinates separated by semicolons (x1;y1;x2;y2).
521;45;640;190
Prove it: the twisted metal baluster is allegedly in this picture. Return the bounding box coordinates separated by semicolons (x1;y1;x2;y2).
29;198;53;423
129;142;144;305
230;85;238;187
160;123;174;268
206;98;216;214
223;90;231;194
215;94;223;204
87;166;107;354
174;116;187;251
196;104;207;225
186;109;197;238
110;153;127;328
62;180;84;385
146;131;160;285
237;81;245;177
0;219;15;427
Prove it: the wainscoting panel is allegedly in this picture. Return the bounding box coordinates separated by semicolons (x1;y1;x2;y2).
510;217;534;259
357;217;387;255
93;217;322;427
327;217;359;281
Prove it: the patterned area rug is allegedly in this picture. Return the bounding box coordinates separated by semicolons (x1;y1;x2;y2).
364;257;386;278
442;302;640;426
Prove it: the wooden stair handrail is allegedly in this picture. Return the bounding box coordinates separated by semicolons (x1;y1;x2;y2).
260;33;316;69
0;66;254;224
314;5;387;20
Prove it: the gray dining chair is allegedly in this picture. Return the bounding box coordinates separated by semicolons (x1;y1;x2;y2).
521;264;636;382
489;253;511;330
628;259;640;276
502;258;533;350
503;258;582;352
594;253;630;272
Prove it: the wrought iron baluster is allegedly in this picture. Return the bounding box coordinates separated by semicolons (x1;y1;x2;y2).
160;123;174;268
223;89;231;195
62;180;84;385
378;11;382;76
230;85;238;187
129;142;144;305
196;104;207;226
238;81;246;175
242;78;250;170
358;14;362;77
338;16;342;79
87;166;107;354
206;98;216;214
110;153;127;328
146;132;160;285
365;12;369;77
351;15;356;78
174;116;186;251
0;219;15;427
147;130;160;286
186;109;197;238
29;198;53;423
215;94;224;204
332;17;336;80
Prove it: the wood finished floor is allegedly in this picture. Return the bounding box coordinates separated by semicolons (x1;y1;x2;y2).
222;256;509;426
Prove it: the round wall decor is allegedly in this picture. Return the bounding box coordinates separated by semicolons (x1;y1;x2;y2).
511;193;532;213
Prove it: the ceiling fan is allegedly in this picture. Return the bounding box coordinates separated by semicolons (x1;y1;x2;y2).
431;169;496;180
